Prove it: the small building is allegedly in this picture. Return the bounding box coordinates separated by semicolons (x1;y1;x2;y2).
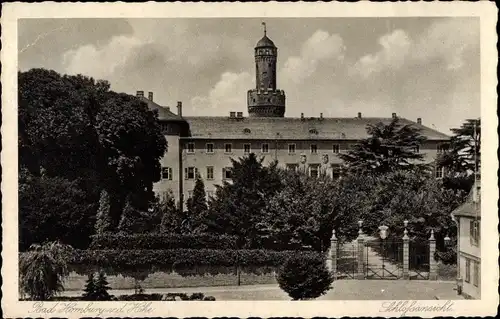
452;178;481;299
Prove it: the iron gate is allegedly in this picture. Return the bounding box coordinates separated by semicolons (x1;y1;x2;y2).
409;239;430;280
364;238;404;280
336;242;358;279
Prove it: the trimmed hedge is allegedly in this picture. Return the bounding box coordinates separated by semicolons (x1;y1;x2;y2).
66;249;322;278
89;233;238;250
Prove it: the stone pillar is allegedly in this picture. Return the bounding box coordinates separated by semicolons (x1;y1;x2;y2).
403;229;410;280
328;231;338;280
357;230;365;280
429;230;437;280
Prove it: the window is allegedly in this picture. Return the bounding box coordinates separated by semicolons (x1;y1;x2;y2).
187;142;195;153
288;144;296;154
206;143;214;154
286;164;298;172
465;258;471;283
309;128;318;135
262;143;269;153
185;167;198;180
243;128;251;134
332;144;340;154
310;144;318;154
473;260;480;287
206;166;214;180
223;167;232;180
309;164;319;178
161;167;173;180
435;166;445;179
225;143;232;153
470;220;480;246
244;144;251;154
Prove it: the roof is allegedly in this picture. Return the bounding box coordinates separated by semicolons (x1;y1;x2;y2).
182;116;450;141
452;180;481;219
139;97;184;122
256;35;276;48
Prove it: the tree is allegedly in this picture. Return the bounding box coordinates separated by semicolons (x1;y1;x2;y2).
159;190;183;233
438;118;480;194
277;253;333;300
117;197;151;233
187;174;208;232
82;273;97;300
338;118;427;175
203;154;284;248
19;241;74;300
95;190;112;235
94;271;112;300
18;68;167;239
19;173;95;251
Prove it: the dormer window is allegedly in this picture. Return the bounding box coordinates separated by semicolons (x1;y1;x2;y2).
309;128;318;135
243;128;251;134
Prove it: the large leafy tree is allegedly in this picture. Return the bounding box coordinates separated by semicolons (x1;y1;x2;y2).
18;68;167;245
338;118;427;175
204;154;284;248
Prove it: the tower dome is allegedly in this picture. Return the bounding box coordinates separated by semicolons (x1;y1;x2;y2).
247;22;286;118
256;35;276;48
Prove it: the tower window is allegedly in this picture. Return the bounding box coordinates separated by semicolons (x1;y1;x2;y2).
268;63;272;67
268;98;271;102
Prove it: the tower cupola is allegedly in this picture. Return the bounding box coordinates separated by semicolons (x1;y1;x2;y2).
247;22;286;117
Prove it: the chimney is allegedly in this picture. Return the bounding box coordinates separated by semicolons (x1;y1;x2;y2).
392;112;397;119
417;118;422;125
237;112;243;118
320;113;323;120
136;90;144;98
358;112;362;119
301;113;304;119
177;101;183;117
229;111;236;118
148;92;153;101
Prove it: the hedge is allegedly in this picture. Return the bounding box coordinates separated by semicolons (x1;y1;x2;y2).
65;249;322;278
89;233;238;250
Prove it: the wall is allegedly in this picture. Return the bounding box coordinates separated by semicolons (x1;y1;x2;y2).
154;137;445;210
458;215;481;299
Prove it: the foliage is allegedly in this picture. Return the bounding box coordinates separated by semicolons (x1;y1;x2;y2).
260;171;359;251
277;253;333;300
19;173;95;251
19;241;74;300
157;190;184;233
18;68;167;238
95;190;112;235
65;249;321;278
82;273;97;300
187;174;208;232
89;233;238;250
94;271;112;300
117;197;157;234
338;118;428;175
203;154;284;248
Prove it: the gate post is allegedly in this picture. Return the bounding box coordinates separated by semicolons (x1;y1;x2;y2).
357;227;365;280
429;230;437;280
328;230;338;280
403;228;410;280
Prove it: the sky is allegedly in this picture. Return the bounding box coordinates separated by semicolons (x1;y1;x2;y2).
18;17;480;134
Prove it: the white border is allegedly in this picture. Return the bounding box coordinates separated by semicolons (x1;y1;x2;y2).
2;2;498;317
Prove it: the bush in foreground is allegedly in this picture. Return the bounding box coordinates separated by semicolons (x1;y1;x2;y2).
277;253;333;300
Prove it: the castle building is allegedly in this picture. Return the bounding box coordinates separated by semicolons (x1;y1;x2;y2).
136;27;450;209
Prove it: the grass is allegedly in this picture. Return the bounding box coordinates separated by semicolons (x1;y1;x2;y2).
437;262;458;281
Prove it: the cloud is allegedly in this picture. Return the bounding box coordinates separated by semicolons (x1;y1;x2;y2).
351;18;479;78
350;29;411;78
62;35;144;79
280;30;345;84
189;72;253;116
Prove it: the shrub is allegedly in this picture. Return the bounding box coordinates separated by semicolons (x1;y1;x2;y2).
65;249;320;278
82;273;96;300
89;233;238;250
277;253;333;300
19;241;74;300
